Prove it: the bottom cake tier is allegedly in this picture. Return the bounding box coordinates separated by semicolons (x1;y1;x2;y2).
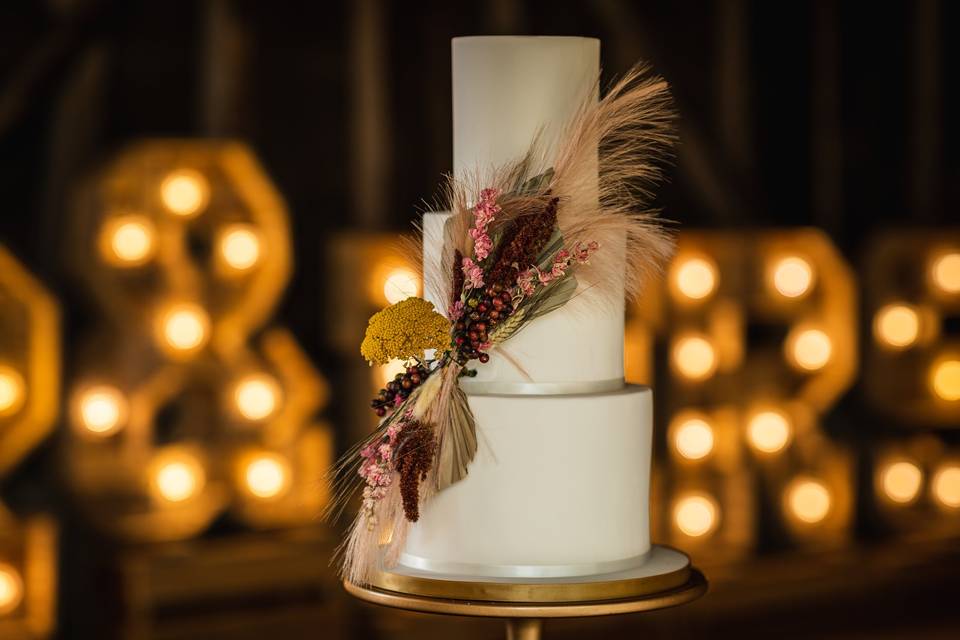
402;385;653;578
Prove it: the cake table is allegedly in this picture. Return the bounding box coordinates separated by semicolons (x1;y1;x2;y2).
343;544;707;639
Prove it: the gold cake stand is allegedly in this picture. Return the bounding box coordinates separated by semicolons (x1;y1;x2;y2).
343;545;707;639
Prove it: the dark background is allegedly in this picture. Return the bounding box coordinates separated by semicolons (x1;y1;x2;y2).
0;1;958;638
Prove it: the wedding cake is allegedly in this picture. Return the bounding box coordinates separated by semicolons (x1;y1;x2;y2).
404;37;653;577
338;35;674;587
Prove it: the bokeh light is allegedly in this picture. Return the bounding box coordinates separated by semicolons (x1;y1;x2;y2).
673;494;719;537
160;169;210;217
932;465;960;508
672;256;717;301
218;224;261;271
880;460;923;504
873;303;920;349
77;385;127;436
234;374;281;421
151;450;205;503
930;251;960;294
786;478;831;524
0;365;25;417
747;410;792;454
930;359;960;401
243;453;291;499
383;268;419;304
771;255;815;299
786;327;832;372
377;359;408;387
157;303;210;354
0;563;24;616
671;416;714;460
672;334;717;381
101;215;155;266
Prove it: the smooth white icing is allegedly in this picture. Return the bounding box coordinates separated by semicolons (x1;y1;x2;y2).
403;386;652;575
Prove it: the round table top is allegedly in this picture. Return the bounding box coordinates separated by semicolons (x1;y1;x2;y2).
343;568;707;619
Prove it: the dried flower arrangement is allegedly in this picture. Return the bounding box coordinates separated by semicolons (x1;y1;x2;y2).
330;65;676;584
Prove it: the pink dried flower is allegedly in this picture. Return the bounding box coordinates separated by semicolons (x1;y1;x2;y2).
469;188;500;261
462;256;485;289
470;229;493;260
448;300;464;321
573;240;600;263
516;269;536;296
537;267;554;285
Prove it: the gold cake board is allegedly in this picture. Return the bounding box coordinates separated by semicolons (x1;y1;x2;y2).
344;545;706;640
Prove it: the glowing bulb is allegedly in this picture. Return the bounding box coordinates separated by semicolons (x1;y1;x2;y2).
219;225;261;271
880;460;923;504
932;465;960;508
160;169;209;217
377;359;408;387
158;304;209;354
0;366;25;417
672;417;714;460
234;375;281;421
383;268;419;304
787;328;832;371
673;257;717;300
873;304;920;349
931;252;960;294
0;563;23;616
672;335;717;381
772;256;814;299
244;453;291;499
786;478;831;523
931;360;960;401
101;215;155;266
77;386;126;436
747;410;792;454
151;451;204;503
673;495;718;537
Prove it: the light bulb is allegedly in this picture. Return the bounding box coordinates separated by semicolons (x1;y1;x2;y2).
77;385;126;436
158;304;210;354
932;465;960;508
873;304;920;349
151;452;205;503
160;169;209;217
673;494;718;537
672;417;714;460
0;563;23;615
747;410;792;454
673;257;717;301
234;375;281;421
244;453;291;499
787;328;832;371
102;215;155;266
931;360;960;401
786;478;831;524
672;335;717;381
771;256;815;299
383;268;419;304
931;252;960;294
219;225;261;271
880;460;923;504
0;366;25;417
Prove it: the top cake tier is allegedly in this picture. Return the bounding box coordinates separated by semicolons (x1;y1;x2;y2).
434;36;625;390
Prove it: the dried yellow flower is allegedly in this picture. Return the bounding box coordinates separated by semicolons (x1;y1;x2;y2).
360;297;451;365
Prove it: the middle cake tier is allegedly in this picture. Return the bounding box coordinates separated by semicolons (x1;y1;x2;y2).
401;385;652;578
422;211;626;389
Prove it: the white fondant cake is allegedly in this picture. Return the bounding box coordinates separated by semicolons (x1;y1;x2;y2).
404;36;655;578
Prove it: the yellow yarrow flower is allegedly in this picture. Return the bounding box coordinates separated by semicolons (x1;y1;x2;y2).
360;297;451;365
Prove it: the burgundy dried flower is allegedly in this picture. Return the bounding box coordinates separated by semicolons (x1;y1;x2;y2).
487;197;559;289
450;249;464;309
394;421;437;522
